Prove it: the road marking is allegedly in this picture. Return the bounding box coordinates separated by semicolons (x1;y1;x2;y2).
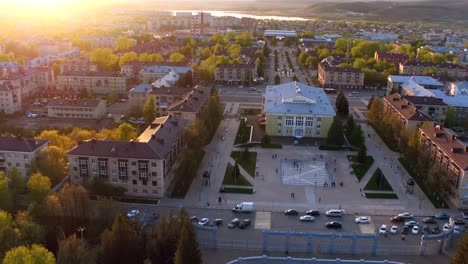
255;211;271;230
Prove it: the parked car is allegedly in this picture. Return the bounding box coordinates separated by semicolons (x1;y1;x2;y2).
127;209;140;218
452;218;465;225
443;223;451;233
454;225;461;234
239;219;251;229
412;226;419;235
305;210;320;216
390;226;398;234
404;221;419;228
422;225;430;234
432;226;441;234
190;216;198;222
435;213;450;220
355;216;370;224
390;216;405;222
326;209;343;217
423;217;437;224
198;218;209;226
398;212;414;219
378;225;387;235
211;219;223;226
228;218;240;229
402;226;410;234
285;209;299;216
299;215;315;222
325;221;342;229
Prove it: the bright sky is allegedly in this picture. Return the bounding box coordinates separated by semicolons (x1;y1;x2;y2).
0;0;113;16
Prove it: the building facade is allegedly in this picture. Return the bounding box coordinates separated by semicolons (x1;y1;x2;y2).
403;96;448;123
399;61;467;80
263;82;336;139
374;52;409;67
167;85;211;121
129;84;192;115
383;93;434;131
420;126;468;209
0;62;19;77
318;56;364;89
46;99;106;119
57;71;127;95
386;75;443;95
60;56;98;74
0;135;48;178
215;64;256;85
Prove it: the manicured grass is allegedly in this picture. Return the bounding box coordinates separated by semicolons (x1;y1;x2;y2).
364;168;393;191
241;108;262;115
240;143;282;149
222;163;253;186
231;151;257;176
399;157;449;208
223;188;254;194
348;155;375;181
234;119;251;144
319;145;342;151
364;193;398;199
171;151;205;198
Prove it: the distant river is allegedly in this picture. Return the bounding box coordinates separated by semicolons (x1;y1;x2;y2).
167;10;310;21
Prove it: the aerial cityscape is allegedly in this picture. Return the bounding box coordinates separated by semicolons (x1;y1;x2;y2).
0;0;467;263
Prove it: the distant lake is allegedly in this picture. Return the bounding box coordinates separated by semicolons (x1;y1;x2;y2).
168;10;310;21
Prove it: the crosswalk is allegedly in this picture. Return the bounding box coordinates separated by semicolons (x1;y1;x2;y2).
255;211;271;230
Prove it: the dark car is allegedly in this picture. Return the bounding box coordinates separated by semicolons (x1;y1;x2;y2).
228;218;240;229
211;219;223;227
402;226;410;234
432;226;441;234
190;216;198;222
404;221;420;228
435;213;450;220
391;216;405;222
453;219;465;225
285;209;299;216
423;217;437;224
325;221;342;229
423;225;430;234
239;219;251;229
306;210;320;216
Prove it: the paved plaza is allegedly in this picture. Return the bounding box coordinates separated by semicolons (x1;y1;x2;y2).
281;159;331;187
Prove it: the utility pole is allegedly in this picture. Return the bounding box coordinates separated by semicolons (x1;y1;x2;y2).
77;226;86;248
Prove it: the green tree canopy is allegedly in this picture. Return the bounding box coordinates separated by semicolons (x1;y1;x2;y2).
2;244;55;264
174;211;202;264
326;117;344;146
444;107;457;128
26;173;51;204
115;37;136;51
143;96;156;124
89;48;119;71
169;52;185;63
335;90;349;116
235;32;252;47
118;123;137;141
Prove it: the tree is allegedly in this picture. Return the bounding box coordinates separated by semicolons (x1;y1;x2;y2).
429;165;455;201
367;97;384;123
227;44;241;60
346;115;355;136
0;172;13;212
143;96;156;124
15;211;45;246
169;52;185;63
444;107;457;128
57;234;89;264
118;52;138;66
99;215;143;264
235;32;252;47
2;244;55;264
9;167;24;195
174;217;201;264
451;233;468;264
357;145;367;164
138;53;163;63
115;37;136;51
274;75;280;85
89;48;119;71
26;173;51;204
0;210;18;259
35;130;75;152
261;134;271;145
33;146;68;186
335;90;349;116
118;123;136;141
326;117;344;146
349;125;364;148
56;184;90;234
174;71;194;87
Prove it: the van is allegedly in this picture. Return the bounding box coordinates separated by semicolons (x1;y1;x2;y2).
326;209;343;217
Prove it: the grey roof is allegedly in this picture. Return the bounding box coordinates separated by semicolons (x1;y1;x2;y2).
400;78;436;97
264;30;297;37
0;83;15;92
0;62;18;67
67;140;159;159
387;75;443;86
216;63;255;69
168;86;211;113
130;84;154;94
59;71;125;77
47;99;104;108
403;96;447;106
428;89;468;108
263;82;336;116
141;65;191;74
402;61;467;70
0;135;48;152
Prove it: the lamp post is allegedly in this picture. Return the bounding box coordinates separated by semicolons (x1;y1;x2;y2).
77;226;86;248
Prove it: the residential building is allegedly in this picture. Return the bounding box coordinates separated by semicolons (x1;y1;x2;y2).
0;135;48;178
399;78;439;97
215;63;256;85
374;52;409;67
60;56;98;74
360;31;398;42
263;82;336;138
147;17;192;32
386;75;443;95
399;61;467;80
0;62;19;77
37;40;74;57
383;93;434;131
403;96;448;123
46;99;106;119
428;81;468;125
264;30;297;38
419;126;468;209
168;85;211;121
139;64;192;84
318;56;364;89
80;35;120;49
422;32;445;42
66;115;188;198
129;84;192;115
117;40;178;56
24;50;80;69
299;39;335;49
57;71;127;95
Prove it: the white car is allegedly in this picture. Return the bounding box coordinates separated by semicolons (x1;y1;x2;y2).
398;212;414;219
443;223;451;233
355;216;370;224
378;224;387;235
412;225;419;235
299;215;315;222
127;209;140;218
390;225;398;234
454;225;461;234
198;218;209;226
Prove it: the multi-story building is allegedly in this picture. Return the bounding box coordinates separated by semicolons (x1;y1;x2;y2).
386;75;443;95
59;56;98;74
399;78;439;97
428;81;468;125
139;65;192;84
129;84;192;115
399;61;467;80
24;50;80;69
263;82;336;138
419;126;468;208
402;96;448;123
66;115;188;198
383;93;434;131
374;52;409;67
37;40;74;57
57;71;127;95
0;135;48;178
318;56;364;89
0;62;19;77
0;67;55;114
147;17;192;32
215;63;256;85
46;99;106;119
80;35;120;49
168;85;211;121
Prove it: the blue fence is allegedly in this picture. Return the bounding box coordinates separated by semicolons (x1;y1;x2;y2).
225;256;406;264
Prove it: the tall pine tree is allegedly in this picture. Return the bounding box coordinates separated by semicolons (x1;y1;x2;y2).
335;90;349;117
174;216;202;264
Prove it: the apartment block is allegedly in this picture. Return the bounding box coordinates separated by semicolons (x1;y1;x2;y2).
403;96;448;123
386;75;443;95
46;99;106;119
318;56;364;89
0;62;19;77
168;85;211;121
383;93;434;131
399;61;467;80
215;63;256;85
129;84;192;115
60;56;98;74
57;71;127;95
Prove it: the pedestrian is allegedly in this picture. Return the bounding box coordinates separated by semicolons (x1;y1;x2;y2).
207;202;210;207
292;193;295;198
401;234;405;240
276;169;278;173
218;196;222;203
359;188;362;192
318;197;321;203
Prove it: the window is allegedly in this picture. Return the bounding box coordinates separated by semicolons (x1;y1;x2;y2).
152;181;157;186
285;116;293;126
277;122;282;127
296;117;304;126
316;124;321;129
153;190;158;194
132;180;137;185
131;161;136;166
143;189;148;193
151;162;157;167
73;167;78;171
316;131;320;136
305;117;313;127
25;164;29;168
23;155;28;160
277;129;281;134
317;117;321;122
132;170;137;176
133;189;138;193
91;159;96;164
277;116;282;120
151;172;157;177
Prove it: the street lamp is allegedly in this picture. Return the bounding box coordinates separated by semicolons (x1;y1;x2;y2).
77;226;86;248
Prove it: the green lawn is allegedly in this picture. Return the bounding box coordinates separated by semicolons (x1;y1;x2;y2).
234;119;251;144
170;151;205;198
348;156;375;181
241;108;262;115
231;151;257;176
240;143;283;149
399;157;448;208
364;193;398;199
223;188;254;194
364;168;393;191
222;163;253;186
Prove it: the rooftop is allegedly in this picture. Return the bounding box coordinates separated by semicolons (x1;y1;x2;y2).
0;135;48;153
141;65;192;74
264;30;297;37
400;78;436;97
47;99;104;108
388;75;443;87
383;93;433;122
428;89;468;108
60;71;125;78
263;82;336;116
216;63;255;69
403;96;447;106
402;61;467;70
168;86;211;113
